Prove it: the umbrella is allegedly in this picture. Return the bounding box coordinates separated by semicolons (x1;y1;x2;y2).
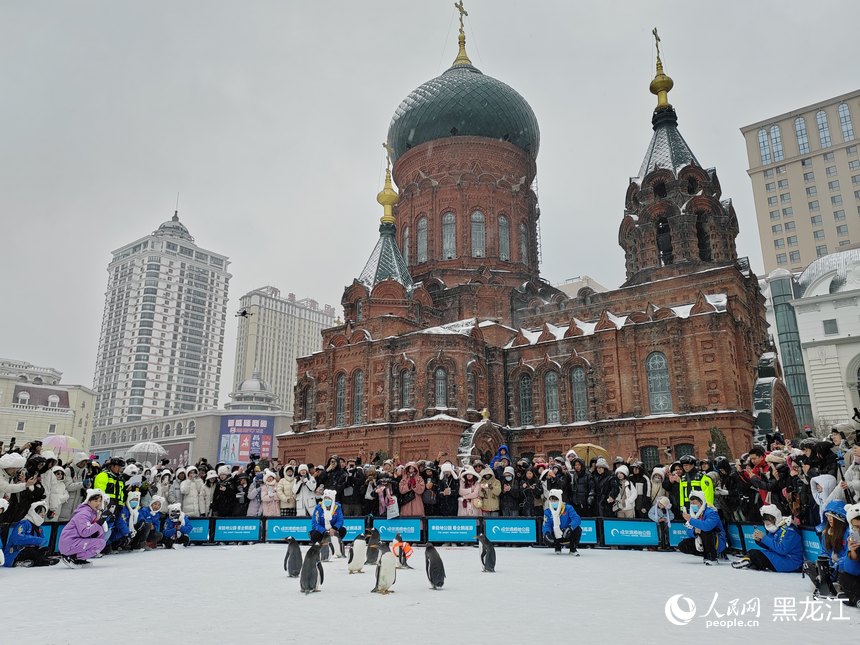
125;441;168;466
571;443;609;464
41;435;84;461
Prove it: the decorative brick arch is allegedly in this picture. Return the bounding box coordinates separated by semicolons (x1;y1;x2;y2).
457;420;505;467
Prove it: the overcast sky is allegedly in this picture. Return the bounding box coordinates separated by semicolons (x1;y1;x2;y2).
2;1;858;404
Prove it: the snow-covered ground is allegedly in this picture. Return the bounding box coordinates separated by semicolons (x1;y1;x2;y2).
5;544;855;644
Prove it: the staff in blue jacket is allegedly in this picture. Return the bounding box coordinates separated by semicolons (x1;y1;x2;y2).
734;504;803;572
161;503;192;548
310;489;345;543
3;501;58;567
678;490;726;565
542;488;582;555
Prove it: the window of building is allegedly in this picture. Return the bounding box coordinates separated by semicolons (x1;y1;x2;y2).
16;420;25;432
544;371;560;423
470;211;485;257
817;111;832;148
646;352;672;413
441;213;456;259
355;300;363;323
777;179;789;189
811;214;823;225
763;169;774;178
813;230;826;240
570;367;587;422
776;253;787;265
784;221;796;231
850;160;860;170
776;165;786;175
829;180;841;191
780;193;791;203
854;175;860;185
352;371;364;424
434;367;448;408
758;129;772;165
801;157;813;168
795;118;810;154
809;200;820;211
837;224;849;236
771;224;783;234
335;373;346;426
770;126;784;161
773;239;785;248
787;235;798;246
816;244;829;257
675;444;695;459
824;151;836;162
835;210;846;221
832;195;844;206
768;196;778;206
640;446;659;472
769;210;780;221
520;223;529;266
827;166;838;177
782;207;794;218
803;171;815;182
849;145;858;156
402;226;409;265
400;369;411;408
839;103;854;141
823;319;839;335
789;250;801;263
806;186;818;196
765;182;776;192
519;375;533;425
840;240;852;247
855;191;860;200
498;215;510;261
411;216;426;264
47;394;59;408
48;423;56;434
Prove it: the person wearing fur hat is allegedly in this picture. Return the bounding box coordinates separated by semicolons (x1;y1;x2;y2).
3;500;57;567
612;465;637;519
199;470;217;516
678;490;726;565
43;465;69;520
457;467;482;517
398;462;426;517
138;496;166;547
542;489;582;554
310;489;345;545
259;470;280;517
592;457;619;518
59;489;108;566
648;496;675;550
170;467;187;508
292;464;317;517
479;467;502;516
161;503;192;548
154;469;174;506
649;467;666;505
732;504;803;572
180;466;204;516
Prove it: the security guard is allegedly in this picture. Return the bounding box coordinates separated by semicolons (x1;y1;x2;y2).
94;457;126;515
676;455;714;508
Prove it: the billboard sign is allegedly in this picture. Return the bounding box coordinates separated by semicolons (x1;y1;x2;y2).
218;415;275;464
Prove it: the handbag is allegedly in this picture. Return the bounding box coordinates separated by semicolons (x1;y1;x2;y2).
386;497;400;519
400;490;416;505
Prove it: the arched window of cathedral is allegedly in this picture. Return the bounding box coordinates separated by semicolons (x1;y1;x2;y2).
442;213;456;259
656;217;673;266
640;445;659;472
141;427;149;440
466;365;477;409
335;373;347;426
471;211;485;257
402;226;409;265
300;384;314;421
520;222;529;266
434;367;448;408
519;375;533;425
544;371;560;423
352;370;364;425
674;443;695;459
120;429;127;443
696;212;712;261
498;215;510;261
417;217;428;263
355;300;363;322
654;182;667;199
687;177;698;194
400;369;411;409
646;351;673;414
570;366;588;422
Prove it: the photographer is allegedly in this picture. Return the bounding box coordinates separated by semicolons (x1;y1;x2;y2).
341;458;365;517
211;466;235;517
6;455;47;522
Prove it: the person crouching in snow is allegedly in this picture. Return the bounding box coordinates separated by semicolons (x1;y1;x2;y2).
839;503;860;608
648;496;675;551
733;504;803;572
678;490;726;565
139;496;166;548
115;491;154;551
542;489;582;555
310;489;346;549
3;501;58;567
59;489;109;567
161;503;192;548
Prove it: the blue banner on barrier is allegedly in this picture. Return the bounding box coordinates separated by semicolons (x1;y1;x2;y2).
343;519;365;542
266;518;312;541
485;518;536;543
214;519;261;541
726;524;743;550
738;524;763;551
373;518;421;541
187;519;210;542
801;529;821;561
603;520;658;546
579;519;598;545
669;525;688;547
427;518;478;542
40;525;53;549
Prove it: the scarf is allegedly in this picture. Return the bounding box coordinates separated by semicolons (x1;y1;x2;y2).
550;501;565;539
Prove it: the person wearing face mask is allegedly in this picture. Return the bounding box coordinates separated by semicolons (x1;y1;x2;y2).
499;466;522;517
59;489;109;567
542;489;582;555
138;495;166;548
732;504;803;572
161;503;192;548
678;490;726;565
310;489;346;544
3;501;58;567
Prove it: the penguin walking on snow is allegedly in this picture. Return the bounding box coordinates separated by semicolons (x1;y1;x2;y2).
425;543;446;590
348;535;367;574
284;536;302;578
365;528;381;565
372;551;397;594
477;533;496;573
393;532;413;569
299;542;325;594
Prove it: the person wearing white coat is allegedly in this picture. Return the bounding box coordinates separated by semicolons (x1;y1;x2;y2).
292;464;317;516
154;471;174;506
170;468;186;508
199;470;217;516
180;467;204;516
613;465;638;519
58;454;91;522
44;466;70;520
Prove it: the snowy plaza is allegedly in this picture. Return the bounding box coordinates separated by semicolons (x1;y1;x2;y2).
5;543;855;643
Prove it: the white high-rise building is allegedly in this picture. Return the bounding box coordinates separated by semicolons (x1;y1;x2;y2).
93;212;231;428
233;286;335;415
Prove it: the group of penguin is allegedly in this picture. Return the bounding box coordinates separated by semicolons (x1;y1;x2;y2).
284;530;497;595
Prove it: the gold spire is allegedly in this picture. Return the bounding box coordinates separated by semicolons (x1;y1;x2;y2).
649;27;674;109
377;142;398;225
452;1;472;66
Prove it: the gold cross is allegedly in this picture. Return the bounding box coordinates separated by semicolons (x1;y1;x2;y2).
455;1;468;33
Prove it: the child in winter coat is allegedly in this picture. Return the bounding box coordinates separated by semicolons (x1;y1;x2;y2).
277;466;297;516
59;489;108;567
161;503;192;548
260;470;280;517
3;501;57;567
648;496;675;550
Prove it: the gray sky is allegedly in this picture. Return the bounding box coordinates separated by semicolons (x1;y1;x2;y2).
2;0;858;404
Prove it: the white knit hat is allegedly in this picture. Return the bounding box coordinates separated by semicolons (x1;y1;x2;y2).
217;465;231;476
845;503;860;524
615;464;629;478
547;488;564;500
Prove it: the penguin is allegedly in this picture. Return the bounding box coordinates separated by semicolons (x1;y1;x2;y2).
299;542;325;594
284;536;302;578
365;528;381;565
372;551;397;594
477;532;496;573
319;539;332;563
331;532;346;559
393;533;413;569
348;535;367;574
424;543;446;590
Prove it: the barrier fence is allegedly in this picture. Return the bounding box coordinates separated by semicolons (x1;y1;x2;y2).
20;516;822;561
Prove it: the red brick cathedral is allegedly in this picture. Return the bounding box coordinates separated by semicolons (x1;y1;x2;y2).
278;22;799;468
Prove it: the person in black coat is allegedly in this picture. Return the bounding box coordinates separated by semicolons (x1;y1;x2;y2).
592;458;620;518
211;467;236;517
421;464;439;517
544;464;570;504
568;458;594;517
519;468;544;517
629;462;651;519
340;459;365;516
436;462;460;516
498;466;522;516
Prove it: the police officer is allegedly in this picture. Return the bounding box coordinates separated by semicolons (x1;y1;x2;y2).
669;455;714;510
94;457;127;517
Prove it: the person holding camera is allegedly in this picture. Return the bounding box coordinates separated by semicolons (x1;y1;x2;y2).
211;466;236;517
161;503;192;548
3;500;57;567
342;459;365;517
292;464;317;516
678;490;726;565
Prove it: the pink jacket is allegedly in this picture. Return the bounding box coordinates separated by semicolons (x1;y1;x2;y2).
260;483;280;517
458;481;482;517
398;473;426;517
